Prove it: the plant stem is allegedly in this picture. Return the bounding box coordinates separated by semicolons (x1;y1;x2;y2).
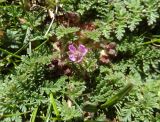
0;111;31;118
0;47;21;59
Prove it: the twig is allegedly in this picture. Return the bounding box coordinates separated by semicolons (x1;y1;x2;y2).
44;0;58;36
14;42;29;55
35;1;58;50
23;27;32;54
152;43;160;48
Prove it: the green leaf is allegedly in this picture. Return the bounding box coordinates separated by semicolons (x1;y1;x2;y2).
30;107;38;122
60;100;81;121
83;102;98;112
56;26;79;39
100;83;134;108
84;30;101;42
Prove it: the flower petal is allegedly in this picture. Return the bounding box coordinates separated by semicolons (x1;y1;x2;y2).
68;44;77;53
69;54;76;61
78;44;88;56
76;55;84;63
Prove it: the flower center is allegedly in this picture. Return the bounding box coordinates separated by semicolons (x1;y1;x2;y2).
75;51;83;60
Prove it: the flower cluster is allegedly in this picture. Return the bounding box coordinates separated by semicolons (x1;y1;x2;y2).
99;42;117;64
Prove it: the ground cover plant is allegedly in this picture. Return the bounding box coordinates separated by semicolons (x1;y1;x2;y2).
0;0;160;122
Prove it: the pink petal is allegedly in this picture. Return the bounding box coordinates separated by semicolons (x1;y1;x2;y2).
68;44;77;53
69;54;76;61
78;44;88;56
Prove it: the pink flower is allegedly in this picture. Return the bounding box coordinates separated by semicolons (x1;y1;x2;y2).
68;44;88;63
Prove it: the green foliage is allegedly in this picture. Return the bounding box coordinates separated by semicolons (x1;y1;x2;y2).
59;100;82;121
0;0;160;122
0;55;49;121
117;80;160;122
55;26;79;39
115;36;160;80
0;53;86;121
83;30;101;42
63;0;160;40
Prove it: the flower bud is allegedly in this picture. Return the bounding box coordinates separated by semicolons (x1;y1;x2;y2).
63;65;72;76
108;49;117;57
99;50;110;64
51;59;59;66
105;42;116;50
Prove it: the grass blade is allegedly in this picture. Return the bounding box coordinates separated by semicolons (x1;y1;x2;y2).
50;93;60;117
45;103;52;122
30;106;38;122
